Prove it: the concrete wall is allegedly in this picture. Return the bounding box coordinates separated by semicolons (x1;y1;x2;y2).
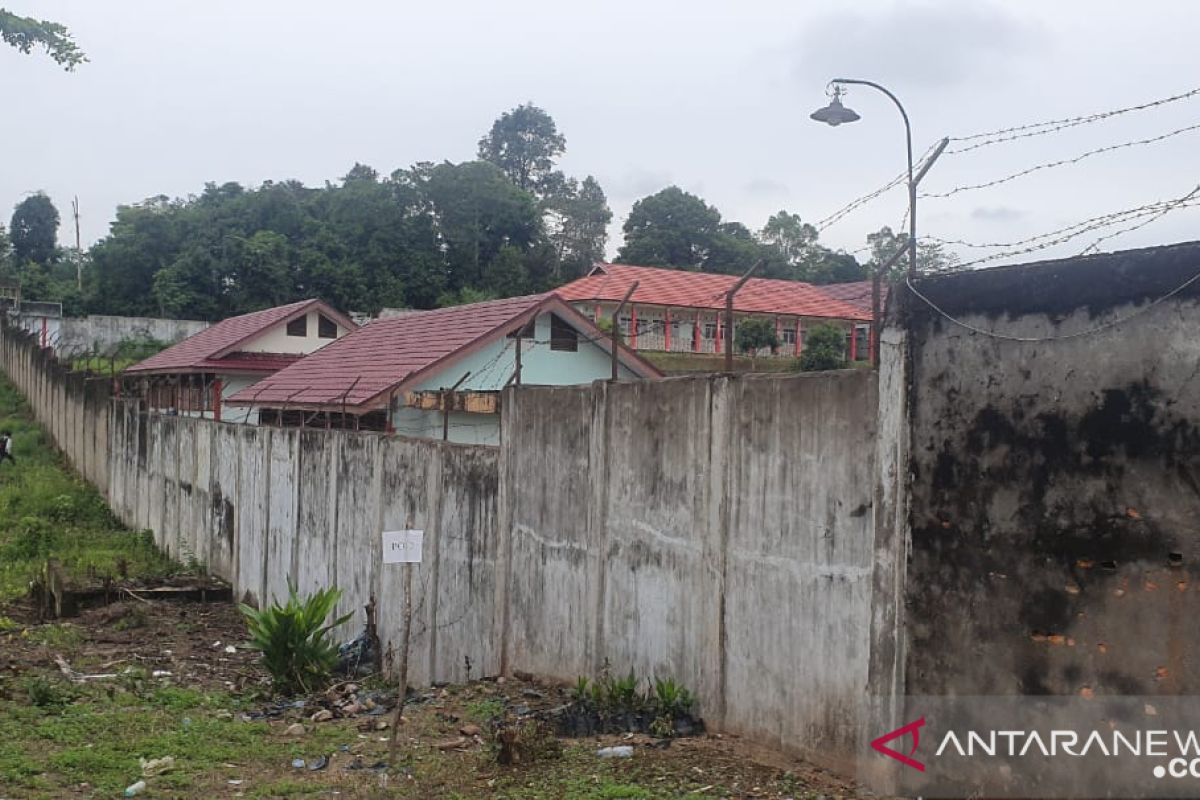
902;242;1200;697
0;313;896;769
107;402;503;685
500;372;885;765
57;315;209;356
0;322;110;492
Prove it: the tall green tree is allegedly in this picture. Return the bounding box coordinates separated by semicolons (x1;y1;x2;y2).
617;186;721;268
867;225;959;276
546;175;611;281
478;103;566;197
0;8;86;69
10;192;59;266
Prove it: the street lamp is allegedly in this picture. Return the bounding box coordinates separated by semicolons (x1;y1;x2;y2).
811;79;916;277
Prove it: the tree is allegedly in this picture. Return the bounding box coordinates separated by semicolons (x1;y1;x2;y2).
761;211;818;266
546;175;611;281
0;8;85;69
798;323;847;372
735;317;779;354
10;192;59;266
867;226;959;276
0;224;11;271
410;160;541;293
478;103;566;197
618;186;721;268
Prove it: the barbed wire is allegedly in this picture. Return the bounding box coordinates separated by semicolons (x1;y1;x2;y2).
923;122;1200;199
940;185;1200;269
1080;185;1200;255
814;141;940;232
947;86;1200;152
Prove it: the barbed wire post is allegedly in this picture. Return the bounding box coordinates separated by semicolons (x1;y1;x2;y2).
610;282;638;382
724;261;760;372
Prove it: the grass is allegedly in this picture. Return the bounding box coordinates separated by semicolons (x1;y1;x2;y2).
0;375;176;602
0;681;352;797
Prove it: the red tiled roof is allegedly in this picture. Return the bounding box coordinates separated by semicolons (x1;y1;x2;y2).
228;293;661;410
556;263;871;321
817;281;883;314
197;352;305;373
124;300;356;375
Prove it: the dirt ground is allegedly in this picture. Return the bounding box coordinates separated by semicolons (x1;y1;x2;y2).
0;594;871;799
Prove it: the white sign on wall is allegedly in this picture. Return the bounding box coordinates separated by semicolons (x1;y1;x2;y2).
382;530;424;564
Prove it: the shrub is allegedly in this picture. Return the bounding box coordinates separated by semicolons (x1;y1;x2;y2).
735;317;779;354
239;584;352;695
650;677;694;717
797;323;848;372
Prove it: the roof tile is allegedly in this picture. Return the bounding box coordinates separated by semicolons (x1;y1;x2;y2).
228;294;552;408
125;299;354;374
556;263;871;320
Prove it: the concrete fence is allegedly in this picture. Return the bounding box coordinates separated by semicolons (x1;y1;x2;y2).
0;318;892;767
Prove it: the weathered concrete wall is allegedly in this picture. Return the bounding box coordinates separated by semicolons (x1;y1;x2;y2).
0;322;110;492
56;315;209;356
902;242;1200;697
500;371;884;766
106;403;505;684
0;312;898;769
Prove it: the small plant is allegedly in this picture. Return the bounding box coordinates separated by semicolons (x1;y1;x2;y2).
23;675;73;708
466;697;505;723
650;676;694;717
570;676;592;704
493;718;562;766
605;669;640;711
239;583;352;695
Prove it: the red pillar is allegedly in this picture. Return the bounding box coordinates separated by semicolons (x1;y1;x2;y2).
774;316;781;356
40;318;47;348
630;305;638;350
870;324;877;364
795;319;803;357
716;315;722;354
693;313;700;353
849;325;858;362
594;303;601;323
212;378;223;422
664;309;672;351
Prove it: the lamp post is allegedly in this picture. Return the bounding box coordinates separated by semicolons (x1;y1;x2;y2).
811;79;917;278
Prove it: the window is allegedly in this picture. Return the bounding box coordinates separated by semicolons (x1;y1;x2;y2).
549;313;578;352
286;315;308;337
618;316;632;335
703;322;717;340
781;327;796;346
317;314;337;339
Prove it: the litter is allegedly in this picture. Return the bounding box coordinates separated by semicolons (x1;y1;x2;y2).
291;758;306;769
139;756;175;776
596;746;634;758
123;780;147;797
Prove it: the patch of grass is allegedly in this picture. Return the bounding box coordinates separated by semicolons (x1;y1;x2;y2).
0;374;176;602
24;622;84;652
466;697;505;723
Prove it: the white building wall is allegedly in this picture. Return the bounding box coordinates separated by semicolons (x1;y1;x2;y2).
240;309;351;354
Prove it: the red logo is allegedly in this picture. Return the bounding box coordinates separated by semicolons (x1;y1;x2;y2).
871;717;926;772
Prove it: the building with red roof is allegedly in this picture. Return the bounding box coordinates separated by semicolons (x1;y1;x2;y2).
556;263;874;362
123;299;357;423
227;293;660;444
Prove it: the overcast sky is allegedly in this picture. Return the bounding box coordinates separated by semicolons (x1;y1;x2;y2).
4;0;1198;266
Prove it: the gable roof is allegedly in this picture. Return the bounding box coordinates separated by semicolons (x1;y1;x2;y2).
124;299;357;376
556;263;871;321
227;293;662;411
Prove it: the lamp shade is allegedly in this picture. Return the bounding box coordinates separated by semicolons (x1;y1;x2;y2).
810;95;860;127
